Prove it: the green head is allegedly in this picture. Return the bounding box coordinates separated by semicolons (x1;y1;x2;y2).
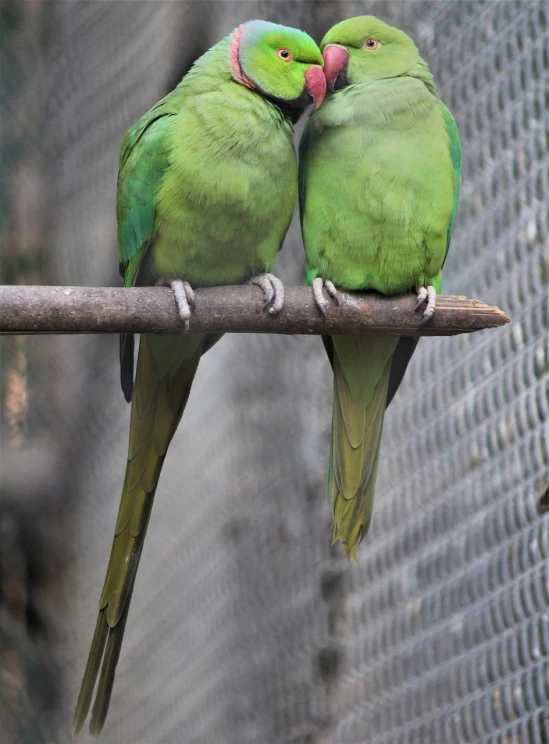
320;16;421;89
232;21;326;115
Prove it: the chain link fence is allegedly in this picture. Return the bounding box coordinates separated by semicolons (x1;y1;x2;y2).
1;1;547;743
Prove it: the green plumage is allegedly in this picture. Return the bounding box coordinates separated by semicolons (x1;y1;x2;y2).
73;21;322;737
299;16;461;560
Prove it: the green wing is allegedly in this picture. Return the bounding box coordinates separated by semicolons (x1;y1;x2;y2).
438;101;462;267
117;97;178;400
117;99;177;286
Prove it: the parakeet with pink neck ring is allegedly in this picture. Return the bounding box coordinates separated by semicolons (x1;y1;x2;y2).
72;20;325;737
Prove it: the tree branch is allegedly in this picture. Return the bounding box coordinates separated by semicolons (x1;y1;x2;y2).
0;285;509;337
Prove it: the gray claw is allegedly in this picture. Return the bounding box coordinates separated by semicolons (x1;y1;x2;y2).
415;286;428;311
183;281;196;311
250;273;285;315
416;285;437;325
157;278;195;332
325;280;340;305
313;277;338;318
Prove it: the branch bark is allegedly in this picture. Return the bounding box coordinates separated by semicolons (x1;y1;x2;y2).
0;285;509;337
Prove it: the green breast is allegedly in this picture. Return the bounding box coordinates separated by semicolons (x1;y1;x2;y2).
303;77;455;294
151;84;297;286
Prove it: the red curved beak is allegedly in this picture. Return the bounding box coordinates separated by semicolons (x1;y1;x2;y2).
304;65;327;110
323;44;350;91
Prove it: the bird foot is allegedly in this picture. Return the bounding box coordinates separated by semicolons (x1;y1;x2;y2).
156;278;195;331
249;273;285;315
415;285;437;326
312;277;339;318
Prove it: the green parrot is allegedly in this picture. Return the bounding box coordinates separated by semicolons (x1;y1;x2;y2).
299;16;461;560
72;21;325;737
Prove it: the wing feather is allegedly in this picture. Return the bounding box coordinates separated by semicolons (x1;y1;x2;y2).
116;96;178;400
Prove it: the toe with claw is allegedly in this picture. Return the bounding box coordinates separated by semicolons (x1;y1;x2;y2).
250;273;285;315
415;284;437;326
157;278;196;331
312;277;339;318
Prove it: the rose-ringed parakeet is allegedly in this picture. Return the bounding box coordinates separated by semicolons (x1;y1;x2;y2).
72;21;325;737
299;16;461;560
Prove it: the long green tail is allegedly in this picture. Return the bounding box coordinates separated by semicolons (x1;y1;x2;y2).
329;336;398;561
72;333;204;738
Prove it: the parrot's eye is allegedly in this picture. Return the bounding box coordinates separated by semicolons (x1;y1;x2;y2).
364;37;380;51
277;48;292;61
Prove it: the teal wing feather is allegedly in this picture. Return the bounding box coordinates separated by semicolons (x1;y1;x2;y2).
117;99;178;285
117;97;178;401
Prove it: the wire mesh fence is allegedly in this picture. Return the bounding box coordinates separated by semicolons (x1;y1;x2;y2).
1;1;547;743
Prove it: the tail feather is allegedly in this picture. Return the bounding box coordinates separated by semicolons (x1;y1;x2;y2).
89;571;138;738
72;612;109;737
72;333;204;738
329;336;398;561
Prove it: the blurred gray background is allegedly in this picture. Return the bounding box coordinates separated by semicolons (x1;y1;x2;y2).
1;1;547;743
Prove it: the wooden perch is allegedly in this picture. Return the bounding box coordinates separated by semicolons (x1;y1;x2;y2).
0;285;509;337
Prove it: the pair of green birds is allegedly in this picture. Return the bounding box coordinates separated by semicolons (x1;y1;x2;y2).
73;15;461;737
